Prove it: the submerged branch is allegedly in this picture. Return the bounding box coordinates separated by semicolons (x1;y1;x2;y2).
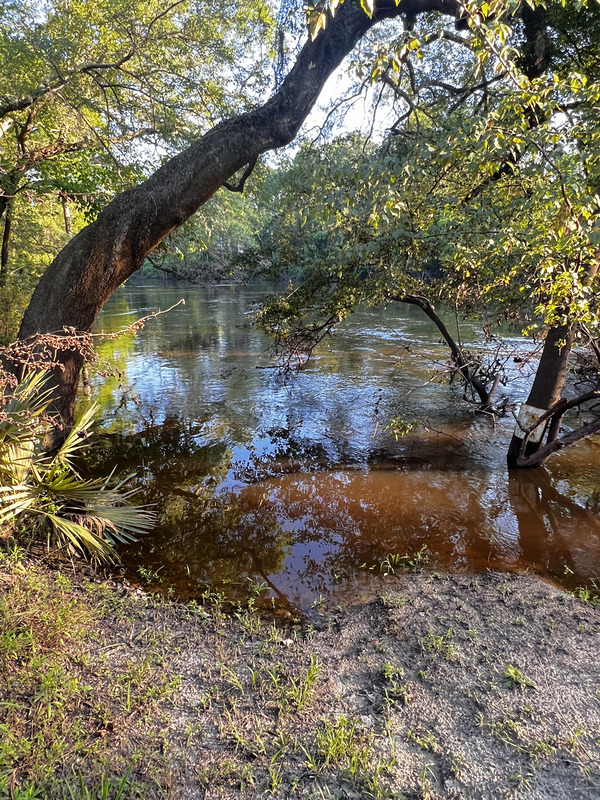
392;294;498;410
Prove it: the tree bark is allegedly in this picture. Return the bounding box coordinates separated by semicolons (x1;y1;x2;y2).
506;324;575;469
61;194;73;237
17;0;461;431
0;197;12;280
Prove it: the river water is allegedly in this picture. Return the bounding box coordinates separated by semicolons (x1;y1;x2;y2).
89;282;600;611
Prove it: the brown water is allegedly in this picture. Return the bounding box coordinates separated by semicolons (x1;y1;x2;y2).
89;282;600;611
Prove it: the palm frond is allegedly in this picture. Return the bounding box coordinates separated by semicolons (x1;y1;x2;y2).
81;504;156;542
40;471;109;496
0;371;156;561
42;512;115;561
0;372;54;447
0;484;40;525
0;442;35;483
54;403;99;468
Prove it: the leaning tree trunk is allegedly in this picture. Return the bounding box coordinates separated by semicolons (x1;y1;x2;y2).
506;324;575;469
17;0;462;433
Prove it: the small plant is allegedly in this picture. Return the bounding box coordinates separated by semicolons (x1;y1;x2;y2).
0;371;155;561
266;764;283;795
420;628;457;660
218;663;244;693
509;770;533;791
137;565;164;585
63;769;132;800
379;553;404;575
573;580;600;605
315;716;360;767
285;655;321;712
417;762;435;800
380;545;429;575
503;664;536;691
386;416;415;440
381;663;410;707
450;753;466;778
406;728;439;754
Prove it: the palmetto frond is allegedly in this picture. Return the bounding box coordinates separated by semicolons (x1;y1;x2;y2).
42;513;116;560
0;371;54;446
0;483;39;524
54;403;99;469
0;370;156;561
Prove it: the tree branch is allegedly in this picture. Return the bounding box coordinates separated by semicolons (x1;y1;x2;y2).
516;415;600;468
392;293;496;408
223;157;258;193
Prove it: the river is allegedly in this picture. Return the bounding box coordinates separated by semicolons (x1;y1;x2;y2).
89;281;600;612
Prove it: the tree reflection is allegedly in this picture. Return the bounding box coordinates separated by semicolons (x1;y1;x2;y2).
507;469;600;591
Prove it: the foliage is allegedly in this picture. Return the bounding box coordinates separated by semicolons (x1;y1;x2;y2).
0;372;155;560
0;0;276;318
0;0;275;180
144;172;271;283
0;194;85;343
254;2;600;370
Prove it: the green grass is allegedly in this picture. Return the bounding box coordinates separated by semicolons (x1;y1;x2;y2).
0;546;179;798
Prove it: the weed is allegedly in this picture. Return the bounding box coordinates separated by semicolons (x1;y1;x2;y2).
225;710;267;757
200;586;226;611
380;546;429;575
266;764;283;794
406;728;439;753
450;753;466;778
527;738;557;760
137;565;164;585
379;554;405;575
420;628;457;661
235;605;262;635
62;769;133;800
417;762;435;800
503;664;536;691
381;664;410;708
247;577;268;599
218;662;244;693
562;726;585;752
489;716;524;747
309;715;374;776
362;755;397;800
285;655;321;712
573;581;600;605
380;593;413;608
509;770;533;791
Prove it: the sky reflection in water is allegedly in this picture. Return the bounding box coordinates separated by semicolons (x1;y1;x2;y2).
90;283;600;610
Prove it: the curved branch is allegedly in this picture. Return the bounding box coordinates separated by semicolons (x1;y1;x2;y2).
223;158;258;193
516;415;600;468
392;293;496;408
0;49;137;120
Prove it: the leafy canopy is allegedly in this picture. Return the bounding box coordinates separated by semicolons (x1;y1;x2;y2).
255;0;600;356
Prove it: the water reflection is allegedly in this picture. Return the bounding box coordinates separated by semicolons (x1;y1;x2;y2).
94;422;600;612
88;283;600;610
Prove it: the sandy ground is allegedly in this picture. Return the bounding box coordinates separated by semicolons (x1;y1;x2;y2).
93;570;600;799
3;562;600;799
